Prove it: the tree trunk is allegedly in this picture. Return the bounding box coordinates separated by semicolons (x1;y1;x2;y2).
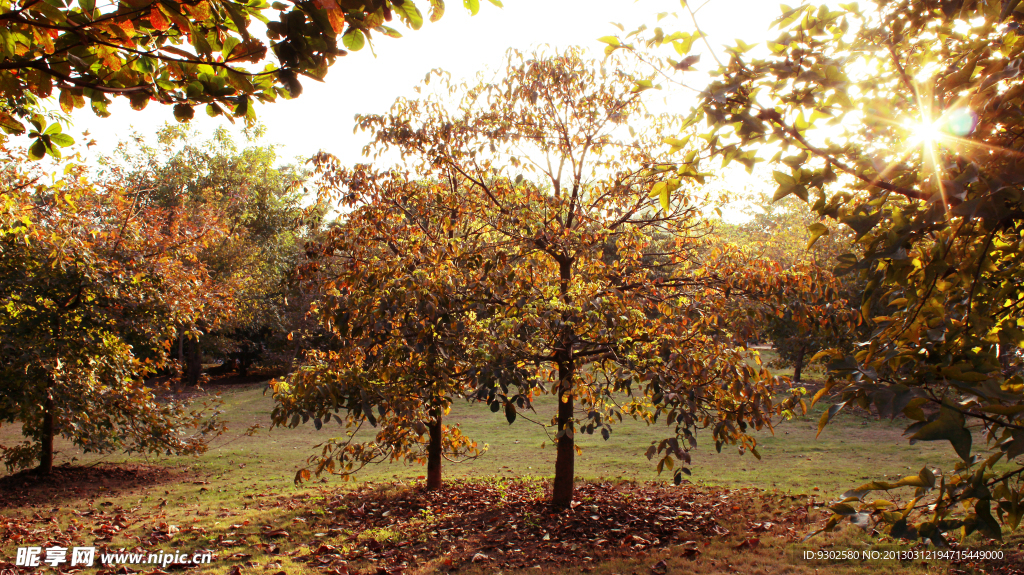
793;345;806;383
551;364;575;509
426;411;443;491
186;335;202;387
37;397;54;475
177;331;184;371
551;256;576;510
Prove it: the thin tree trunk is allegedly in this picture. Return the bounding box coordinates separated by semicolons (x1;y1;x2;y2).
38;397;54;475
426;411;443;491
177;331;184;371
551;256;576;509
186;334;202;387
793;345;806;382
552;363;575;509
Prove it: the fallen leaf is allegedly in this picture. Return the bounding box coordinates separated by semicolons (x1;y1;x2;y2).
733;537;760;550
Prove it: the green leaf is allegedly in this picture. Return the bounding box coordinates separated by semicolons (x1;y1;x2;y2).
816;401;846;438
806;222;829;248
173;103;195;121
631;79;654;92
222;36;241;59
830;502;858;515
48;133;75;148
129;92;150;111
663;135;691;151
795;111;809;130
395;2;425;29
974;499;1003;540
463;0;479;15
342;28;366;51
772;170;796;187
428;0;445;22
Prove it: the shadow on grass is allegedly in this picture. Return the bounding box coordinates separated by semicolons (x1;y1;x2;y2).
0;463;185;508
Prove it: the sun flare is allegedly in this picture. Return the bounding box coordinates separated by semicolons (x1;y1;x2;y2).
906;119;945;146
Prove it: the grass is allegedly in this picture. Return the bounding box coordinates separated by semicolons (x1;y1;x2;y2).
0;354;1016;574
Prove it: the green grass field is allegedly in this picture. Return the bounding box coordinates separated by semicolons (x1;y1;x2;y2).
0;354;1017;575
1;363;960;496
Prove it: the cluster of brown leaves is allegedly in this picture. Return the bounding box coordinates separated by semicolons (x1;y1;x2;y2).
288;480;802;573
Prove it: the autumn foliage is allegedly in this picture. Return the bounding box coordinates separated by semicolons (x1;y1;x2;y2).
272;49;804;508
611;0;1024;543
0;147;227;473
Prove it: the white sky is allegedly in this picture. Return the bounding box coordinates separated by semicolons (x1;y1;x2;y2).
42;0;785;169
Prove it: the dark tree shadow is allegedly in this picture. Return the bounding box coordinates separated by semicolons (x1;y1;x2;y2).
0;463;184;508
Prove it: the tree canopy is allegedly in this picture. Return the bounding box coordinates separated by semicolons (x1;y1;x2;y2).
274;47;804;508
271;167;484;490
0;145;226;473
0;0;495;142
101;125;320;383
714;191;861;381
612;0;1024;543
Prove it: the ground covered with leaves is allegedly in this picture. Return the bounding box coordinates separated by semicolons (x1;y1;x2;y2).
291;479;807;573
0;467;1020;575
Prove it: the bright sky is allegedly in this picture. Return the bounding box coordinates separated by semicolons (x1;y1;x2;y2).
48;0;786;168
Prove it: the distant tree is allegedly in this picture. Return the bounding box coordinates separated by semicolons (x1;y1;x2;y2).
102;125;318;384
0;148;226;474
728;188;853;270
271;167;484;490
716;190;860;381
760;264;860;382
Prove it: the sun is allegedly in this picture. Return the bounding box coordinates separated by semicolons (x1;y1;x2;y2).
906;119;945;146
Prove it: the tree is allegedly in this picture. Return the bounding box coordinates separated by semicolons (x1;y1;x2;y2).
619;0;1024;543
716;190;860;381
0;147;226;473
0;0;495;149
101;124;319;385
759;263;859;382
271;167;484;490
724;187;853;270
340;48;799;508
